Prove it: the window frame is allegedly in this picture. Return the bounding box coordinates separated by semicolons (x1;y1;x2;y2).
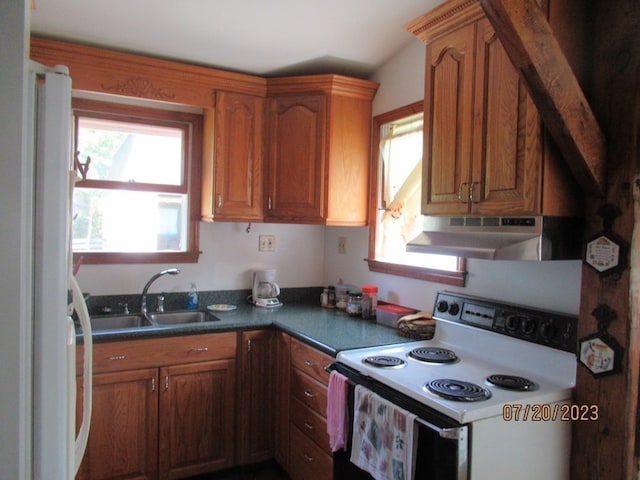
72;98;202;264
366;101;467;287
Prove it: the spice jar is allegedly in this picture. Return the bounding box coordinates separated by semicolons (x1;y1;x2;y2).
361;285;378;319
346;292;363;317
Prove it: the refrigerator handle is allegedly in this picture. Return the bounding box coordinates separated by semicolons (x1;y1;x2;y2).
69;274;92;475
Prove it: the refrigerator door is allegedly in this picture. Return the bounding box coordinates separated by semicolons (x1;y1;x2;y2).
30;63;91;480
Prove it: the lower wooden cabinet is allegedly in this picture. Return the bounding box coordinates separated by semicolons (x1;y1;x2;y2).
277;335;335;480
236;329;276;465
76;332;237;480
159;360;236;478
77;368;159;480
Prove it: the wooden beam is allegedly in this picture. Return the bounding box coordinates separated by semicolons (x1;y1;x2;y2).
479;0;607;197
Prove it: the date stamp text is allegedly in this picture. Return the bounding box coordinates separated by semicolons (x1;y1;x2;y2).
502;403;599;422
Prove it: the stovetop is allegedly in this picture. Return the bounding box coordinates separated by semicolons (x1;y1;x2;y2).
335;291;578;424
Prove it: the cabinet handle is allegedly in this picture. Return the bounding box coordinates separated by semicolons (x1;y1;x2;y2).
304;359;315;367
470;182;480;203
247;339;252;353
217;194;223;209
164;375;169;391
107;355;126;361
458;182;469;203
151;377;156;392
303;452;314;463
268;196;272;210
304;390;316;398
191;347;209;353
304;422;314;431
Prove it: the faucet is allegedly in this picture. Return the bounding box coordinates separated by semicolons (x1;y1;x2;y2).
141;268;180;320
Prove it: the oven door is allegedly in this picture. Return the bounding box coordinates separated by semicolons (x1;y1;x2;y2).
331;363;468;480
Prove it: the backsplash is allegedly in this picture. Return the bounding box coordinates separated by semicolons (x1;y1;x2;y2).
83;287;324;316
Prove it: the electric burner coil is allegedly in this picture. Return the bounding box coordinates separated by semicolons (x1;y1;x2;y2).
486;374;538;391
425;378;492;402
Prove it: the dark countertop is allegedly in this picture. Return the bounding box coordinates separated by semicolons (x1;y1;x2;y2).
82;303;414;357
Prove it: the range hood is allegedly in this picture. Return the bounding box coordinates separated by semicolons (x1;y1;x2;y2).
406;216;584;261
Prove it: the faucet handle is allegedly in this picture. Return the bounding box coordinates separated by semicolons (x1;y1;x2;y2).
118;302;129;315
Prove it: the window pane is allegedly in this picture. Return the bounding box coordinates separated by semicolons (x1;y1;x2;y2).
77;117;184;185
73;188;188;252
375;111;459;273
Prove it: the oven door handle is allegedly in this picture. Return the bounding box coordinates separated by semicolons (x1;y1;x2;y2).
418;418;467;441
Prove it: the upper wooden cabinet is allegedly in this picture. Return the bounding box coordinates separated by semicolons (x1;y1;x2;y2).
406;0;584;217
265;75;379;225
202;91;265;221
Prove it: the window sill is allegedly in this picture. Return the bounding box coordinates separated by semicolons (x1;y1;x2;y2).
366;258;466;287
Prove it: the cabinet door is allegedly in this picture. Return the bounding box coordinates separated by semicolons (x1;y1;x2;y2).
158;359;236;479
266;95;326;222
212;91;264;221
471;18;541;215
422;23;476;215
236;330;276;465
77;369;158;480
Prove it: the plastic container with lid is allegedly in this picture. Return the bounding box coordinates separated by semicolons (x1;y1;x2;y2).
361;285;378;319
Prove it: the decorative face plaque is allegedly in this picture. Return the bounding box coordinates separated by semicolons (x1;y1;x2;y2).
579;333;621;377
578;304;623;378
585;233;622;274
583;203;628;277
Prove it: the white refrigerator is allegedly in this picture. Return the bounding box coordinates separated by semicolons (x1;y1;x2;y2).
28;61;92;480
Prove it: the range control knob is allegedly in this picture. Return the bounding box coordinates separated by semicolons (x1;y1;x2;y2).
436;300;449;313
448;302;460;316
540;321;558;341
521;318;537;335
505;315;521;331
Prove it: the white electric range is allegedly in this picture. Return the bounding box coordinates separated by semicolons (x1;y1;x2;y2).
333;291;578;480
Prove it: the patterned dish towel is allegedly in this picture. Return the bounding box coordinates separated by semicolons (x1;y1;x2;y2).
350;385;418;480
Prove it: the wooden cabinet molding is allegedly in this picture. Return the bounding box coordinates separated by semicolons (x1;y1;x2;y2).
30;36;267;106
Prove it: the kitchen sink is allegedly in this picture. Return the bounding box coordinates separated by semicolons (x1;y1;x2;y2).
90;314;152;331
149;310;220;325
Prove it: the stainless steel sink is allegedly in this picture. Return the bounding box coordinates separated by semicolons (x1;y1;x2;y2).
149;310;220;325
90;314;152;331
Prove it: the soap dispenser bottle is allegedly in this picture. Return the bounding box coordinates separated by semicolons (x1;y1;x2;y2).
187;283;199;310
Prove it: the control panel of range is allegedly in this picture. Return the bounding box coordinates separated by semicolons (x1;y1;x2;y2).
433;291;577;353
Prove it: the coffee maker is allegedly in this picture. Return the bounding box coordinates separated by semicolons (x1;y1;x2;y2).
252;269;282;308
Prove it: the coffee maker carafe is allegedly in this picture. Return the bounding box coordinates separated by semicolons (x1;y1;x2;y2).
252;269;282;308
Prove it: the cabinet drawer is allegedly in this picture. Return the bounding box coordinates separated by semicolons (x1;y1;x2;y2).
290;338;332;385
289;425;333;480
87;332;237;373
291;396;330;455
291;368;328;417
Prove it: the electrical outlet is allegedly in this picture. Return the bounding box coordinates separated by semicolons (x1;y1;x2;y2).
338;236;347;254
259;235;275;252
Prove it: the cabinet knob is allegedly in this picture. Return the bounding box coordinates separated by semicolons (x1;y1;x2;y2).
303;452;314;463
303;359;315;367
304;390;316;398
458;182;469;203
470;182;480;203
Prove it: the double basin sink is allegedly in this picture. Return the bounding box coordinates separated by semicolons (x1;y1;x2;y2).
90;310;221;332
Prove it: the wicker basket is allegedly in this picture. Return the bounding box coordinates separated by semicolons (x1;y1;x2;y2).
397;313;436;340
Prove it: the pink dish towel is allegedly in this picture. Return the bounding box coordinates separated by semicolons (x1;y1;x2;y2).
326;370;349;452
